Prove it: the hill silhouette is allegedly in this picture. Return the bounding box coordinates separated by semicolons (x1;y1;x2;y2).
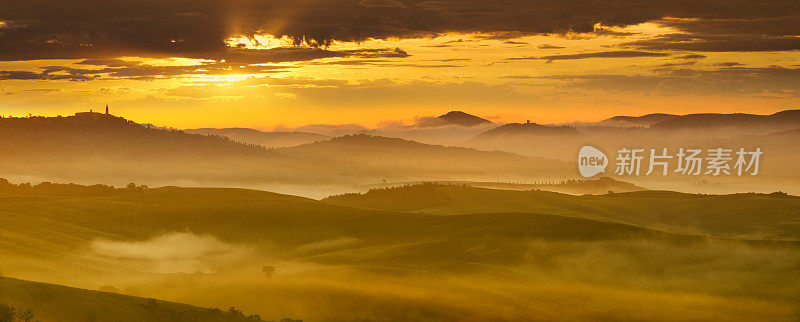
0;277;274;322
184;128;329;148
2;181;798;320
650;109;800;133
471;176;646;194
0;113;269;159
465;122;582;159
471;122;580;139
0;115;569;190
351;177;646;195
599;113;679;127
324;183;800;240
414;111;491;127
280;133;571;179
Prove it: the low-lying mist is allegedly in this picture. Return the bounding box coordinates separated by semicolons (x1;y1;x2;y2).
95;236;800;321
88;232;250;274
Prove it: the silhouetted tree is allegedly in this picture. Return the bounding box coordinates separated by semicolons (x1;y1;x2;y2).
0;303;35;322
0;303;14;322
262;266;276;278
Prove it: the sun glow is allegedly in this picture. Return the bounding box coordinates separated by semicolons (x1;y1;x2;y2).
121;57;213;67
226;34;296;49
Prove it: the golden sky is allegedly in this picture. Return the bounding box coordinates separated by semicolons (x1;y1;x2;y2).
1;1;798;129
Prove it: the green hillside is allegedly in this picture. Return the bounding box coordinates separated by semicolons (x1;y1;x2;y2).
1;183;699;273
323;184;800;240
0;276;278;322
1;182;798;320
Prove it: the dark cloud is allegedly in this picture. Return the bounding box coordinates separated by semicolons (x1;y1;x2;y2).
423;58;471;62
622;34;800;52
538;44;566;49
76;59;142;67
537;66;800;96
507;51;670;62
239;76;349;87
0;0;798;61
497;75;536;79
306;60;464;68
0;46;410;80
343;48;409;58
1;61;287;81
358;0;406;8
715;62;744;67
197;47;407;64
591;28;640;37
659;16;800;37
656;61;698;68
0;69;94;81
676;54;707;60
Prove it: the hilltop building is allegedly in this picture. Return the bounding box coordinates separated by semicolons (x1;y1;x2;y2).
74;105;112;117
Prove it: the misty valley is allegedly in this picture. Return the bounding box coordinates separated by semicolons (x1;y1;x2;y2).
1;181;799;321
0;109;799;321
3;1;800;319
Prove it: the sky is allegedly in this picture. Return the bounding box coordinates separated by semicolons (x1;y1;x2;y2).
0;0;798;129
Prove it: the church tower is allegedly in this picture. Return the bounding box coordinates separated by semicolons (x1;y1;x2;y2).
105;105;109;115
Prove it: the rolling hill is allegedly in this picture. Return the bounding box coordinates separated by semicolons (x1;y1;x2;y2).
0;112;269;158
323;183;800;240
278;134;572;180
0;276;276;322
471;122;580;139
349;177;646;195
0;181;798;320
0;115;569;192
414;111;492;127
184;128;329;148
598;113;679;127
477;176;647;194
651;109;800;132
464;122;584;160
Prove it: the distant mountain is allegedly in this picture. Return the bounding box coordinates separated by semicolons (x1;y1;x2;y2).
280;134;571;178
415;111;491;127
285;123;372;137
472;177;646;195
472;122;580;139
463;122;582;160
599;113;679;127
585;110;800;134
0;114;571;188
0;113;313;188
0;277;269;322
651;110;800;132
0;112;268;158
185;127;329;148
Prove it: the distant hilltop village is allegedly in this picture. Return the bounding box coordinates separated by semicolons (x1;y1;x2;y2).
75;104;112;116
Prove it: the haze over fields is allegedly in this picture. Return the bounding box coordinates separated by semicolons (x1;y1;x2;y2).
1;109;799;196
2;1;800;319
0;182;798;321
0;109;798;321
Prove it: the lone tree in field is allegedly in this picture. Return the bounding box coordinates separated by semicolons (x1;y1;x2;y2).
262;266;276;278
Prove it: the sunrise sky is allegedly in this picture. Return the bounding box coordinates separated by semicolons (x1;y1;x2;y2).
1;1;798;129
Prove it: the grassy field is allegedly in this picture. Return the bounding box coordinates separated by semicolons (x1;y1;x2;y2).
0;276;274;322
0;184;798;321
324;183;800;240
